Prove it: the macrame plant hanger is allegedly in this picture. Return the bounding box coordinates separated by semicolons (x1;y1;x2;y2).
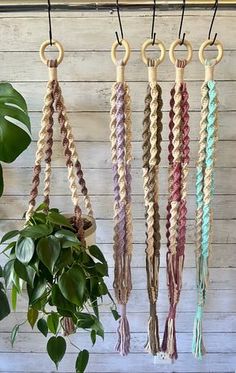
192;37;223;359
110;9;133;355
161;35;193;360
26;39;94;335
141;13;166;355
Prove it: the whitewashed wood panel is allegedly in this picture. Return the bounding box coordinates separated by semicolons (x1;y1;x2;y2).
1;51;235;82
2;168;236;195
1;352;236;373
0;219;235;244
0;15;232;51
1;312;235;333
1;243;235;268
28;112;236;141
0;332;235;354
10;81;236;111
0;10;235;373
10;289;236;313
1;195;236;220
8;140;236;168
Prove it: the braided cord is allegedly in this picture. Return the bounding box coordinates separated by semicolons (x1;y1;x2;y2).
110;62;133;354
53;81;85;243
192;64;218;359
162;61;190;360
26;79;55;221
142;66;163;354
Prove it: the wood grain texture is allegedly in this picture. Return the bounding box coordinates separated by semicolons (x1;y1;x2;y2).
0;10;235;373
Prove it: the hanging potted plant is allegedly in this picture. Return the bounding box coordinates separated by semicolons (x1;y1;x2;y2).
0;40;118;372
0;82;31;196
0;204;117;372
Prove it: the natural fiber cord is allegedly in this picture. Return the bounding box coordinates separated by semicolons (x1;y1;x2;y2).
192;59;219;359
142;59;163;356
162;59;190;360
110;54;133;356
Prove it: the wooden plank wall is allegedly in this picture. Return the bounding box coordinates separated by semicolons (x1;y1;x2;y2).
0;9;235;373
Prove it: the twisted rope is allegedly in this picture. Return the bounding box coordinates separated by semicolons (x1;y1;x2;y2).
192;72;218;359
26;80;54;220
142;59;163;355
110;65;133;356
162;60;190;360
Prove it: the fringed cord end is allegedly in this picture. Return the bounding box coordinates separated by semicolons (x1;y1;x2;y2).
145;303;160;355
62;317;76;336
115;304;130;356
192;305;206;360
161;307;178;360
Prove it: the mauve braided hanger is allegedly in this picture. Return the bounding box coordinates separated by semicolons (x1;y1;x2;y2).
162;41;192;360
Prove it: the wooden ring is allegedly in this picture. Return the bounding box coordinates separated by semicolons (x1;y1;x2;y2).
199;39;224;65
111;39;131;66
169;38;193;65
141;39;166;66
39;40;64;65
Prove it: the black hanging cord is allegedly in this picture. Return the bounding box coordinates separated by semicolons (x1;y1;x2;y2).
208;0;218;45
178;0;186;45
115;0;124;45
47;0;53;45
151;0;156;45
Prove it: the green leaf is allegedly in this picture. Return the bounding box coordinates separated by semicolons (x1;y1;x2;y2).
47;336;66;370
0;83;31;164
1;241;15;254
27;308;38;329
92;318;104;340
47;211;72;228
0;286;10;320
11;324;20;347
76;349;89;373
20;224;52;240
47;312;59;334
3;259;15;287
55;229;79;243
37;318;48;337
58;265;86;307
55;247;74;271
51;284;76;313
35;203;47;212
90;330;96;346
76;313;95;329
16;237;34;264
11;284;18;310
30;277;46;305
0;163;3;196
0;265;2;277
0;230;19;244
95;262;108;277
111;309;120;321
37;236;61;273
88;245;106;264
14;259;36;288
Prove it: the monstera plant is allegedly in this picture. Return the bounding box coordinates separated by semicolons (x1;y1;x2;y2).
0;82;31;196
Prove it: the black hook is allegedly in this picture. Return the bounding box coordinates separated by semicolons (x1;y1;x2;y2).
151;0;157;45
47;0;53;46
178;0;186;45
115;0;124;45
208;0;218;45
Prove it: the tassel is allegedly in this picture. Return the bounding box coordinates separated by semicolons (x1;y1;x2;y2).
115;304;130;356
192;306;206;359
161;307;177;360
145;303;160;355
62;316;76;336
